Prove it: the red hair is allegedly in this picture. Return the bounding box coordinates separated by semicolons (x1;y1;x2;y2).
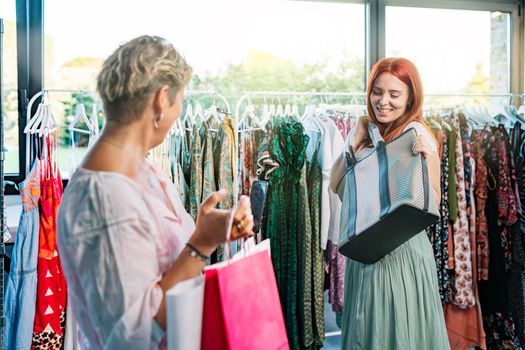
365;57;426;143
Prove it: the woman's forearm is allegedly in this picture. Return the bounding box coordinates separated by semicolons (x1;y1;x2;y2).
154;236;214;329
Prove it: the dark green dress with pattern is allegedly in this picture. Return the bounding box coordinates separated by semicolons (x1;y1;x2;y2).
264;117;327;349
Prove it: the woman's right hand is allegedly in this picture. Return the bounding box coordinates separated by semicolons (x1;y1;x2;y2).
353;115;370;149
189;189;231;256
188;189;254;256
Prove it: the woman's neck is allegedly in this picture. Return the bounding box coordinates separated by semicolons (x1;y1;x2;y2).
101;120;152;158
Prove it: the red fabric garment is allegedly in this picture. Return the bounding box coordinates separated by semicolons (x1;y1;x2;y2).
496;130;518;273
330;115;354;139
32;138;67;349
448;222;455;270
444;204;486;350
471;132;490;281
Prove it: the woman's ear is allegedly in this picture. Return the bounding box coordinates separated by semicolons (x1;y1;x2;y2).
153;85;170;114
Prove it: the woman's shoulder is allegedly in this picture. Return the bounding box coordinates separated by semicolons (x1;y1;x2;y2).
404;121;427;132
65;168;141;198
58;169;160;249
404;121;438;151
60;169;148;225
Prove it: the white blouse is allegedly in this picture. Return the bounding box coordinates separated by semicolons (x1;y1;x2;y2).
57;162;195;349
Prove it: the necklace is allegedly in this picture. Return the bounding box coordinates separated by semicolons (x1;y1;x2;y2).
99;137;147;167
99;137;155;188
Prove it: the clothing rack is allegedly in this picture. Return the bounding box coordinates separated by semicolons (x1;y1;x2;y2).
0;17;5;348
234;91;366;120
25;89;97;174
235;92;525;122
185;89;231;113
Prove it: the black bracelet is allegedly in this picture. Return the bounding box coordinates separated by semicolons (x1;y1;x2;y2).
186;242;210;264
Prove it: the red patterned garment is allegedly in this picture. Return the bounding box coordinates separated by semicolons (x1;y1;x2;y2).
32;138;67;349
496;128;518;273
471;130;490;281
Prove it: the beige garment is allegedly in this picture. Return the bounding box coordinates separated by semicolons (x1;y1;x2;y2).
451;116;475;308
57;161;196;349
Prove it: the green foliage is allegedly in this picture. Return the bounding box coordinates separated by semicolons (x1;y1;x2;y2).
195;50;365;105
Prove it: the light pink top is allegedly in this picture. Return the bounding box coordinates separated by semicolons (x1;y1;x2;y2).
57;161;195;349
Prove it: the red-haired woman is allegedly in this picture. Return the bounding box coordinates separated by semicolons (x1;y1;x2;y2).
331;58;450;349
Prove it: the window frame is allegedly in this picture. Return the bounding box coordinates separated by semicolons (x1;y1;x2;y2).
5;0;524;191
369;0;523;94
4;0;43;195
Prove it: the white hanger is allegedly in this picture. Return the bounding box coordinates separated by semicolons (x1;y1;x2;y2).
37;102;59;136
176;118;185;136
264;104;276;125
237;104;252;130
25;92;49;134
505;105;525;125
276;103;284;118
91;103;100;137
261;104;269;122
206;104;222;125
284;103;292;116
193;102;206;125
517;104;525;116
489;104;517;127
241;104;265;131
291;104;301;119
302;104;315;122
86;103;100;149
69;102;93;135
24;103;43;133
184;104;194;126
26;92;58;136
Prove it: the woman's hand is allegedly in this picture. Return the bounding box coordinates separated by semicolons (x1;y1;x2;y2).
230;195;255;240
189;190;254;256
412;135;432;159
412;134;441;204
189;189;233;256
352;115;370;149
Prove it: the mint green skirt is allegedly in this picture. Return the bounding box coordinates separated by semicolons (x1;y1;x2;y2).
341;232;451;350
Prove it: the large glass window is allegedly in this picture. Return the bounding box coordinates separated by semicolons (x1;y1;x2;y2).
44;0;366;177
1;1;19;175
44;0;365;92
386;6;510;106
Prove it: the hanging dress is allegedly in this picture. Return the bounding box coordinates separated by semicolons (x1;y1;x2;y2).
32;139;67;349
264;118;309;350
340;122;450;350
5;159;41;349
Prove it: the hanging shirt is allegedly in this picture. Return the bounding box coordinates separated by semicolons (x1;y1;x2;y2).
451;115;476;308
318;116;345;245
57;161;195;349
5;160;41;349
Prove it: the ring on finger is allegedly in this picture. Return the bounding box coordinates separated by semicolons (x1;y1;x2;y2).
236;220;244;231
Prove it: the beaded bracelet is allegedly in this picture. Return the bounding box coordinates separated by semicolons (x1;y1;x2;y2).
186;242;210;264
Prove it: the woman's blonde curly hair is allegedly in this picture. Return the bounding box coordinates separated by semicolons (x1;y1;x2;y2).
97;35;192;124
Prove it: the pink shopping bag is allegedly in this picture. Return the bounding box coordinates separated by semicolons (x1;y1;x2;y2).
201;249;289;350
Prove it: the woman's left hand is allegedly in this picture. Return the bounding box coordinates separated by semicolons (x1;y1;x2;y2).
230;195;255;240
412;135;432;159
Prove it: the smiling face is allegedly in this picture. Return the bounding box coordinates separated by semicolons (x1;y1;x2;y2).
370;72;411;125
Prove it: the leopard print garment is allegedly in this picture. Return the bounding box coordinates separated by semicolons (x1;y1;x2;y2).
31;309;66;349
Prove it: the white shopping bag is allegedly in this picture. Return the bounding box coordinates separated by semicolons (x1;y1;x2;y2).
166;275;205;350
